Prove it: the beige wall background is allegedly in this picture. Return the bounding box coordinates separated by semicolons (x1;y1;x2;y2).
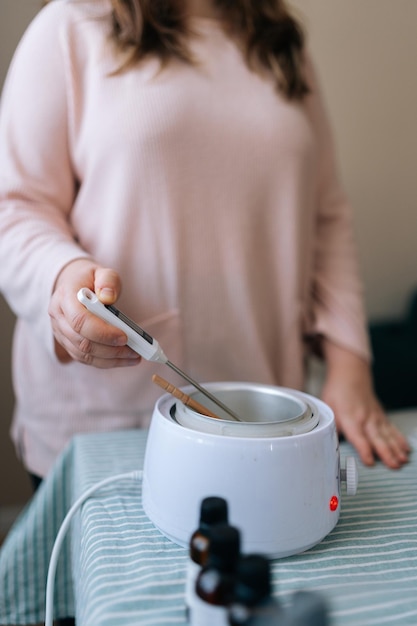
0;1;416;507
1;0;42;510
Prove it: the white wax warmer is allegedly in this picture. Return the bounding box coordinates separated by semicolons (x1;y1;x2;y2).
142;382;358;558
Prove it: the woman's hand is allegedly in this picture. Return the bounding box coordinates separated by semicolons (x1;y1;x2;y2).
321;340;411;469
48;258;141;368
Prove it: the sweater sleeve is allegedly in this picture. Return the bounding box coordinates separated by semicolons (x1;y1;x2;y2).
303;56;371;362
0;3;91;354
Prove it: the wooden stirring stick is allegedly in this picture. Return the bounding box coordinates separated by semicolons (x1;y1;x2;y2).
152;374;223;420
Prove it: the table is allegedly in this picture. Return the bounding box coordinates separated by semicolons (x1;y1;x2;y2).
0;411;416;626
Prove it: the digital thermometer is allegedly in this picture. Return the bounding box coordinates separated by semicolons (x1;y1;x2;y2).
77;288;242;422
77;288;168;363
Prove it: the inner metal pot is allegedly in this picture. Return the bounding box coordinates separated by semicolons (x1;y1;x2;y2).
174;383;320;437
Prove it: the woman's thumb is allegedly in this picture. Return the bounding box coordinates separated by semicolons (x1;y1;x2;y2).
94;268;122;305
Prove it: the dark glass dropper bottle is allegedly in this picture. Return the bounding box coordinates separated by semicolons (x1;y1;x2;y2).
191;523;241;626
185;497;229;619
228;554;282;625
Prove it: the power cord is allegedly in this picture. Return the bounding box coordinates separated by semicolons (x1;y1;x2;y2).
44;470;143;626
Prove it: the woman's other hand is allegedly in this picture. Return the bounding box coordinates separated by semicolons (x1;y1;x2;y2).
321;340;411;469
48;258;141;368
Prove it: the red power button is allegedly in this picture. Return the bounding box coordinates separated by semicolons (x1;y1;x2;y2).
329;495;339;511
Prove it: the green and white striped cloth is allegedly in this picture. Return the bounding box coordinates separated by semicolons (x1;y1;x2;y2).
0;412;416;625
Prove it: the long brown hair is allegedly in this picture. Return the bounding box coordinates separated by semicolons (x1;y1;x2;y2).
43;0;309;99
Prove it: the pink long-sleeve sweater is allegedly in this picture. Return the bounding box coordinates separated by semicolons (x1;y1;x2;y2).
0;0;370;476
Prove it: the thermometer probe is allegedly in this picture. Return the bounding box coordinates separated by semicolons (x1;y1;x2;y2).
77;288;242;422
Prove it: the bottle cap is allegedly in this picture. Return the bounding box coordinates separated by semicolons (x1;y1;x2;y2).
199;497;228;530
233;554;272;606
206;524;241;569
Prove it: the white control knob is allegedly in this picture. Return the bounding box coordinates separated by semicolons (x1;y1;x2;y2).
340;456;358;495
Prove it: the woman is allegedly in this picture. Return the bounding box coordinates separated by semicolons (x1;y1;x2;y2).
0;0;410;485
